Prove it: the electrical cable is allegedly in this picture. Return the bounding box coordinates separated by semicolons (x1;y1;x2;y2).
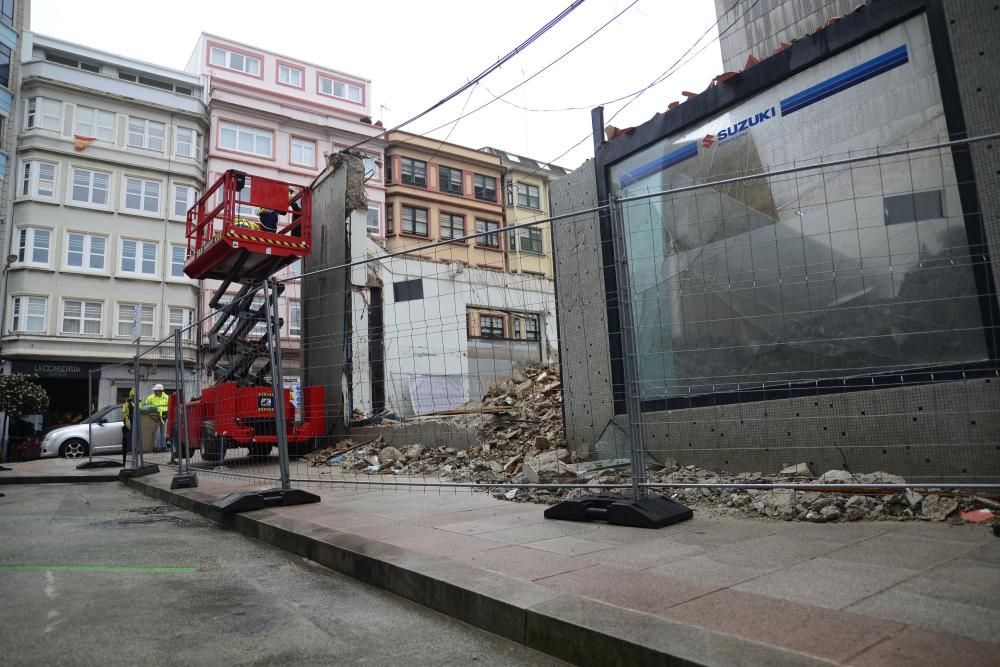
341;0;586;154
410;0;639;140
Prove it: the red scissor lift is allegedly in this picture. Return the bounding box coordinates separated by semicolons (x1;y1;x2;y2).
170;170;325;465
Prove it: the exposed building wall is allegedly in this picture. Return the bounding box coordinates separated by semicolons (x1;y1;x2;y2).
354;253;556;418
942;0;1000;319
714;0;861;72
550;160;614;458
301;159;350;435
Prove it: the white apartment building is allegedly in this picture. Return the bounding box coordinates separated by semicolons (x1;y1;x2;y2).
1;32;207;428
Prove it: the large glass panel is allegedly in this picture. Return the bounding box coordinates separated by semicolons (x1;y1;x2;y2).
607;21;990;402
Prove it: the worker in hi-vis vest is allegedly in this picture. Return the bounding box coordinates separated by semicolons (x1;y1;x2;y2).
143;384;169;452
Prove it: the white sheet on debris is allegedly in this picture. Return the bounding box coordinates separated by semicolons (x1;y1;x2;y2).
408;375;466;414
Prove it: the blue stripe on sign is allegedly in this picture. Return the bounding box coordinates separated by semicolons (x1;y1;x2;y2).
619;142;699;188
780;45;909;116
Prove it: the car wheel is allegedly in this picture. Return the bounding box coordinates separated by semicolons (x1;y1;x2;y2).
199;422;225;463
60;439;89;459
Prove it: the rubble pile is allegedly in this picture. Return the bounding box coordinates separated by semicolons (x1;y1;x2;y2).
514;461;997;525
301;366;998;525
304;363;578;487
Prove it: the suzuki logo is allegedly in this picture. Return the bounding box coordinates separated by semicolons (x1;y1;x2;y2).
702;134;715;149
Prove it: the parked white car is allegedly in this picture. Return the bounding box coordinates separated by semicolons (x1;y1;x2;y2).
40;404;125;459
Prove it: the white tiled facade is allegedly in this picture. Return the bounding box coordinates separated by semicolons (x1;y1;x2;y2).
1;33;207;417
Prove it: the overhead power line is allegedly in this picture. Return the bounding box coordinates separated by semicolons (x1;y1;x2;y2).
412;0;639;139
342;0;586;153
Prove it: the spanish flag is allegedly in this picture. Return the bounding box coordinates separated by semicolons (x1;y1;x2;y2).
73;135;96;152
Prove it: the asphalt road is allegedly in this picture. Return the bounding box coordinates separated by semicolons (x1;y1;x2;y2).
0;483;564;666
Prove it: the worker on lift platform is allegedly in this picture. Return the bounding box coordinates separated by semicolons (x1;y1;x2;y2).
257;188;302;234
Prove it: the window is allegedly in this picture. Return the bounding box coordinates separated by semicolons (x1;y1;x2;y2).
440;212;464;240
120;239;157;277
318;76;362;102
71;168;111;206
209;46;260;75
439;166;463;195
17;228;50;266
474;174;497;202
519;227;544;254
393;279;423;302
173;184;196;219
250;298;267;336
75;106;115;142
117;303;154;338
516;183;540;209
290;137;316;167
278;64;303;87
884;190;944;225
62;300;102;335
66;233;106;271
475;219;500;248
11;296;47;333
45;52;99;73
401;158;426;187
480;315;504;339
25;97;62;131
1;0;12;28
169;307;194;341
127;117;165;152
124;176;161;214
401;206;428;236
524;315;540;341
363;155;378;180
0;43;12;89
174;127;198;159
366;205;380;236
170;244;187;278
506;180;513;206
21;161;57;199
235;177;256;217
289;301;301;336
386;206;393;234
219;121;273;158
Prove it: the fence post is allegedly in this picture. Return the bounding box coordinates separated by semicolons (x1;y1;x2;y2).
608;196;649;501
119;307;158;478
543;196;692;528
171;329;197;489
211;277;319;512
265;277;292;491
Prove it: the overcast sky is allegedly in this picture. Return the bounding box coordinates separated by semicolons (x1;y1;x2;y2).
31;0;723;169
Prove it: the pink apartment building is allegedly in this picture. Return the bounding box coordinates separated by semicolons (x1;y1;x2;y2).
185;33;386;383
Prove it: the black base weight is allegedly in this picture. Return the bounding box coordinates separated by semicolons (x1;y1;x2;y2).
118;463;160;479
170;473;199;489
545;494;693;529
77;460;124;470
212;488;320;514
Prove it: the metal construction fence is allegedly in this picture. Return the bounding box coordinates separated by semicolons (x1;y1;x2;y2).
17;137;994;526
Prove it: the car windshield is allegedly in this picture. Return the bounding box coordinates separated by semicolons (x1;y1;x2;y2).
82;405;123;424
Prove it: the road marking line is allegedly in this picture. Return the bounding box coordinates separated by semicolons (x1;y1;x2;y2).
1;565;199;574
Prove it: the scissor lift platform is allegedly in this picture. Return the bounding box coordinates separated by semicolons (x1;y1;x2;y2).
184;170;312;282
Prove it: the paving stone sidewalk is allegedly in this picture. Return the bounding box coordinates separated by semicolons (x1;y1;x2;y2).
115;470;1000;667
